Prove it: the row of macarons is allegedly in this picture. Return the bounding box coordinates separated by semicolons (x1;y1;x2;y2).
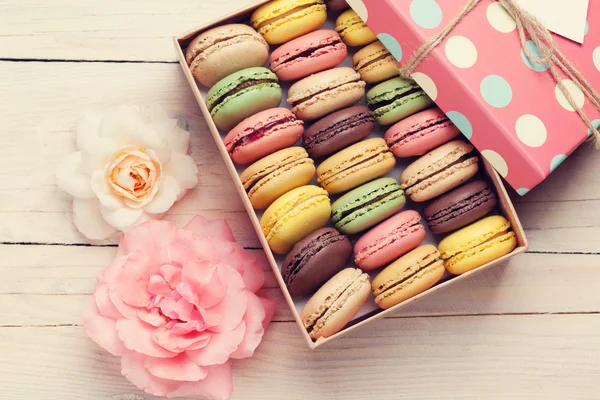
300;210;517;340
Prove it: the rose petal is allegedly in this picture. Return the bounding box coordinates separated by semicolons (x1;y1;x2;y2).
187;321;246;366
56;152;94;199
181;260;225;310
109;288;138;320
99;105;165;150
239;257;265;294
114;261;152;307
176;282;222;327
100;205;144;231
185;216;235;243
121;219;178;255
169;127;190;154
166;363;233;400
121;353;181;397
160;264;182;287
83;296;126;356
138;308;168;327
164;153;198;192
145;353;208;382
207;265;247;333
144;176;180;215
73;198;118;240
139;104;170;123
154;323;211;353
76;111;103;150
116;319;178;358
82;137;119;175
94;283;122;319
230;292;275;360
91;170;124;210
260;296;278;329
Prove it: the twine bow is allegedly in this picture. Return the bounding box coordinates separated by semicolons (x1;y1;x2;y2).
398;0;600;148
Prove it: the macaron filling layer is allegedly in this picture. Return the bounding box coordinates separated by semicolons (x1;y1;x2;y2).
304;111;375;150
426;186;496;228
270;36;346;72
368;86;423;112
336;15;368;36
388;115;453;148
354;217;424;264
332;181;403;225
373;252;442;298
225;114;301;154
208;79;277;113
354;50;393;72
254;2;324;30
283;230;347;285
405;155;478;195
188;33;259;65
246;158;313;196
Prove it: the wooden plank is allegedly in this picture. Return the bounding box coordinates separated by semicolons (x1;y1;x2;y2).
1;316;599;399
1;62;599;251
2;245;599;326
0;0;259;62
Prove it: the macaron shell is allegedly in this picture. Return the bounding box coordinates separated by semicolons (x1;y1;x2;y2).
445;232;517;275
336;10;377;47
293;82;366;121
438;215;512;259
385;109;462;157
212;84;282;131
353;41;399;84
376;260;444;309
338;193;405;235
269;30;347;81
187;24;269;87
354;210;426;270
251;0;327;45
304;106;376;159
409;158;479;202
247;158;316;210
374;94;433;126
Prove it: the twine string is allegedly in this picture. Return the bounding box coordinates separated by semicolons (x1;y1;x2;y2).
398;0;600;148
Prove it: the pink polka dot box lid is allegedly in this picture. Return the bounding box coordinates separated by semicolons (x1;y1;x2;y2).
347;0;600;195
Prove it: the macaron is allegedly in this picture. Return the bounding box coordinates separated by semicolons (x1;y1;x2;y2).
424;180;498;234
325;0;350;11
353;41;400;84
251;0;327;45
335;9;377;47
439;216;518;275
400;140;480;203
367;77;434;126
288;67;366;121
260;185;331;254
282;228;352;297
385;108;462;158
317;138;396;194
186;24;269;87
224;108;304;165
207;67;282;131
331;177;406;235
354;210;426;271
269;30;347;81
240;147;316;209
301;268;370;340
372;245;445;310
303;106;376;159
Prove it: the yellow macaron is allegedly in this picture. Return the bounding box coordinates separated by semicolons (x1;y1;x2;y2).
336;9;377;47
260;185;331;254
353;41;400;84
240;147;316;210
317;138;396;194
251;0;327;45
438;215;518;275
372;245;444;310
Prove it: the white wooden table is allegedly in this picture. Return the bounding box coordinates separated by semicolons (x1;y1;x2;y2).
1;1;599;399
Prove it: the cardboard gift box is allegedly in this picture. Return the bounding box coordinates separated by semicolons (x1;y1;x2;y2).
174;0;527;349
346;0;600;195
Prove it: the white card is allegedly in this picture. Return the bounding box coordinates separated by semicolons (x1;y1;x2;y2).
515;0;589;43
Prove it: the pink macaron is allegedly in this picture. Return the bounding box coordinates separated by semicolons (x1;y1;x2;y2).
224;108;304;165
269;30;347;81
384;108;461;158
354;210;426;271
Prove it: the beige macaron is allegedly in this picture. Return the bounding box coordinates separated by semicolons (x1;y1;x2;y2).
353;41;400;84
240;147;316;210
400;140;480;202
186;24;269;87
372;245;445;310
301;268;370;340
287;67;366;121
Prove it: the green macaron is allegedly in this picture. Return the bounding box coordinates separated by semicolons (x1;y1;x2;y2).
366;77;433;126
331;177;406;235
206;67;283;131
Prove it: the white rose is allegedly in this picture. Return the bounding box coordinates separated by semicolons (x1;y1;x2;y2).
56;105;198;240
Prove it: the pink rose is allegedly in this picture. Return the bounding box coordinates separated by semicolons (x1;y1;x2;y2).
83;216;277;400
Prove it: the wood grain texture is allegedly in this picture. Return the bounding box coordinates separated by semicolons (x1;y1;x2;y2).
1;0;599;398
